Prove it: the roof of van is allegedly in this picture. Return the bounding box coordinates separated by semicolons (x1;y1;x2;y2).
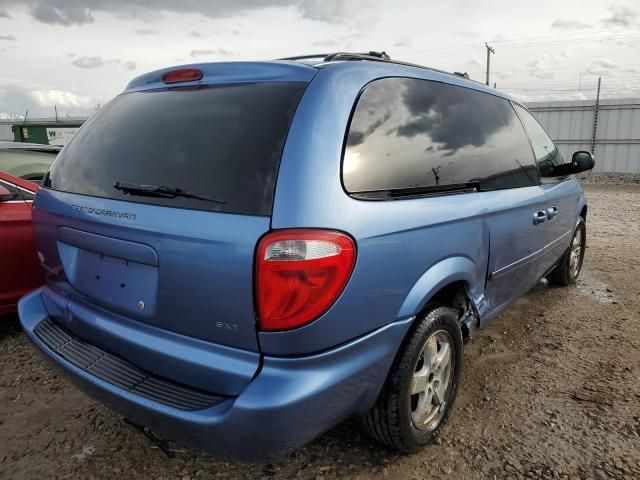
123;51;518;103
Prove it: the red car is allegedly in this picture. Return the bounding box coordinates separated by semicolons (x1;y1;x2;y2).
0;171;44;315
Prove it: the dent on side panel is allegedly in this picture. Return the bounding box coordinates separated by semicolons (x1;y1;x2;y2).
575;181;588;218
397;252;489;320
260;202;492;356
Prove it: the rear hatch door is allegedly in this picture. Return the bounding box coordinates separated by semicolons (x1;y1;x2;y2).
35;71;310;355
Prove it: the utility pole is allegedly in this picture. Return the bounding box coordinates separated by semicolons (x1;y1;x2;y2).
54;105;58;122
485;42;495;86
590;76;601;155
578;72;582;96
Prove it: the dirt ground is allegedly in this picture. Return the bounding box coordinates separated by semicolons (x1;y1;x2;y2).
1;184;639;480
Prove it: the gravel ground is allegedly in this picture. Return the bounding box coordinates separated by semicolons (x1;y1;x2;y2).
576;171;640;186
1;184;639;480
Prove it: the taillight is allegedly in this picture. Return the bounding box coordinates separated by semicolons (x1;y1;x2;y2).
162;68;203;84
256;229;356;331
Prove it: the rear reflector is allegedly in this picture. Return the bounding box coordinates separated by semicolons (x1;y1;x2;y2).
162;68;203;84
256;229;356;331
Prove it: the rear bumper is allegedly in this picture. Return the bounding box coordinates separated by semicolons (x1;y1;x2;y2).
19;288;412;462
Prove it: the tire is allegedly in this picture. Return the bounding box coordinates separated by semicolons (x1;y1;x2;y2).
547;216;586;286
362;305;463;452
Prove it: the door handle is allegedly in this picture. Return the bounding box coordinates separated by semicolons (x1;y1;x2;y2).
547;206;558;220
533;210;547;225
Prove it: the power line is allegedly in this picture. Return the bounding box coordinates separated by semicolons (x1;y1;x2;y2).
498;77;640;86
486;63;640;74
401;33;640;62
394;30;640;57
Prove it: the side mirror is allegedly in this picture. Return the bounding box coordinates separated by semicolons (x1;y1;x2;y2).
0;184;18;202
551;151;596;176
570;151;595;173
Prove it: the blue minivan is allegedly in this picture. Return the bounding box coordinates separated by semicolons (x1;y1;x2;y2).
19;52;594;461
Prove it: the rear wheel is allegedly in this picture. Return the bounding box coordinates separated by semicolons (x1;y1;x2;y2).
547;216;586;286
362;305;463;452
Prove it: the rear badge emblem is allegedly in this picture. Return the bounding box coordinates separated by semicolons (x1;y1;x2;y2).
137;301;145;311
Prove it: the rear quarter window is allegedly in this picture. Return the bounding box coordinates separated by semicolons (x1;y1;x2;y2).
45;82;307;215
342;77;539;199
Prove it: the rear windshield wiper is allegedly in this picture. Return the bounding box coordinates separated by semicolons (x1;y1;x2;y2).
113;181;226;204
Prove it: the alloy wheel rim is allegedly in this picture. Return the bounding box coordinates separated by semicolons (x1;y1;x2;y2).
410;330;454;430
569;227;584;277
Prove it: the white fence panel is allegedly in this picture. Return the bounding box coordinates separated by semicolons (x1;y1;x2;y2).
526;99;640;174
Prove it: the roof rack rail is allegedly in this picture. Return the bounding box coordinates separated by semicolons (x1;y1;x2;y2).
278;51;390;62
278;53;333;61
323;51;390;61
278;51;483;85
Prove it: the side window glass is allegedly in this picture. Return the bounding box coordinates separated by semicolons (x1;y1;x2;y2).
514;104;564;177
0;179;21;201
19;188;35;201
342;77;538;198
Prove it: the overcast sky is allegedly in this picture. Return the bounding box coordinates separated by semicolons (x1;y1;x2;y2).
0;0;639;118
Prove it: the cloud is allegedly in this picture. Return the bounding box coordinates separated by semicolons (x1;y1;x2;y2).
393;36;413;48
0;34;15;40
594;58;615;68
586;58;616;76
189;30;202;38
496;71;514;80
527;56;555;79
551;19;592;30
0;0;297;26
454;31;481;38
489;34;510;43
72;56;104;69
135;29;157;35
601;6;638;27
1;0;375;29
190;48;233;58
0;9;10;18
526;51;570;80
312;39;340;47
70;55;137;71
31;89;97;110
30;3;94;26
298;0;374;25
0;83;100;118
0;84;35;116
528;69;554;80
312;32;361;49
585;67;605;76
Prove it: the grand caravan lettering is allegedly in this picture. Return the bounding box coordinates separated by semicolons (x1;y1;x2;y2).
71;204;136;221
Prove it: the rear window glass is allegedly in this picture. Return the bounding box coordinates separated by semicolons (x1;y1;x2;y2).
44;82;307;215
342;78;538;198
